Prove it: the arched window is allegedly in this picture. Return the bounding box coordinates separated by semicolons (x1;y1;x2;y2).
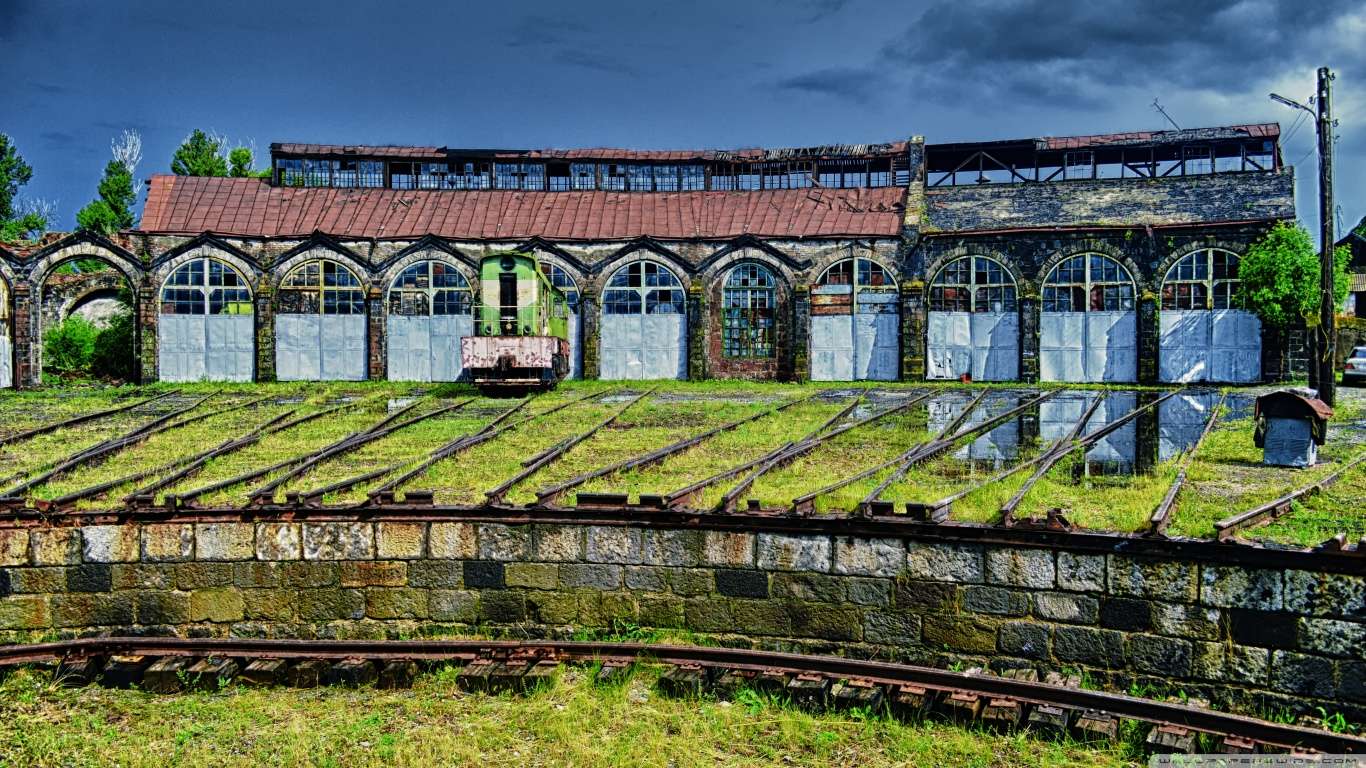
160;257;252;315
603;261;684;315
815;257;895;290
539;262;581;311
1042;254;1135;312
1162;248;1241;310
387;261;471;316
722;263;775;358
928;256;1017;312
279;260;365;314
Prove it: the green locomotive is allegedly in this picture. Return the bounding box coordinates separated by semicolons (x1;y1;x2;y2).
461;251;572;392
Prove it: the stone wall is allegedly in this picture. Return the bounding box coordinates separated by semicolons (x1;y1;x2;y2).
0;520;1361;720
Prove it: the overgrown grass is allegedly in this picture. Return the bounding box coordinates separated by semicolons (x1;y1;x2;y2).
0;665;1139;768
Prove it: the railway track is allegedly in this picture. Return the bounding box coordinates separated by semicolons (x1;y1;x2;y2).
2;637;1361;756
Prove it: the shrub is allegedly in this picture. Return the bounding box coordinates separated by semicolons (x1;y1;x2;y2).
91;309;137;381
43;315;98;374
1238;221;1350;327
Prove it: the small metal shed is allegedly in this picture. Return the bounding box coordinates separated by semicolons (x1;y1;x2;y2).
1253;390;1332;467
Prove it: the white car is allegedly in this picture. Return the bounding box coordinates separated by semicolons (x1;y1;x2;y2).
1345;345;1366;386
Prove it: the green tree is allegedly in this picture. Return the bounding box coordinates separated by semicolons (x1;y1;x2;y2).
1237;221;1351;327
0;133;34;222
170;129;228;177
76;159;136;234
229;146;253;177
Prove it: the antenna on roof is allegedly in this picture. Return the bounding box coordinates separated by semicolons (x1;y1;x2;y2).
1152;99;1182;131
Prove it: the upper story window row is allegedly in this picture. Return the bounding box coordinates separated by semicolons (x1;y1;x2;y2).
273;156;905;192
926;140;1279;188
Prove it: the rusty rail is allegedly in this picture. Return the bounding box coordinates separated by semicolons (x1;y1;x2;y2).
1148;392;1227;536
0;391;180;448
858;388;993;513
1214;449;1366;541
999;393;1108;525
1;637;1361;754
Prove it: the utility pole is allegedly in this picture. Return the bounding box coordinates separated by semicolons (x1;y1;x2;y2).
1315;66;1336;406
1270;66;1337;404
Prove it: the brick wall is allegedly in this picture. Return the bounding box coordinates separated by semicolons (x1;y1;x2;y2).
1;521;1361;719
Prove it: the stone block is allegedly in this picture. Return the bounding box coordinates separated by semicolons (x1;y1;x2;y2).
846;578;892;607
637;595;684;628
463;561;505;589
757;533;831;572
477;524;529;561
1057;552;1105;591
1227;645;1270;686
998;621;1050;659
1228;609;1297;650
771;572;845;603
641;529;701;567
0;595;49;629
7;567;65;594
141;525;193;562
1341;661;1366;703
31;529;81;566
297;588;365;622
429;590;478;622
51;593;132;627
525;592;577;624
1298;617;1366;658
376;523;426;560
407;561;462;589
715;569;768;598
111;564;173;590
242;589;295;621
624;565;666;592
189;588;245;623
506;563;559;590
233;562;284;589
863;610;921;645
134;591;191;625
586;527;642;564
894;580;958;612
906;542;982;583
962;586;1029;617
560;563;622;591
1269;651;1335;698
340;561;407;588
684;598;732;632
480;591;527;623
428;522;477;559
80;526;138;563
1284;570;1365;621
1033;593;1098;624
922;615;998;654
1127;634;1192;677
1052;626;1125;666
302;523;374;560
174;562;234;590
532;525;583;562
195;523;255;561
282;561;339;588
1098;598;1152;632
833;537;904;577
1108;556;1196;603
1150;603;1221;641
787;602;862;641
702;531;754;567
255;523;301;561
1200;566;1283;610
0;530;29;566
66;564;112;593
365;588;428;619
664;568;713;597
730;598;792;636
985;548;1055;589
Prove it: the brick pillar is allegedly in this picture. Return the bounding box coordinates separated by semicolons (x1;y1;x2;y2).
791;285;810;383
580;290;600;380
12;281;34;388
900;281;925;381
137;279;157;384
367;288;384;381
255;281;276;382
1134;390;1160;475
1019;297;1040;383
687;280;705;381
1137;294;1159;385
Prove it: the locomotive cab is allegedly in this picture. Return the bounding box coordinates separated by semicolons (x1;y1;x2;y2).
461;252;571;393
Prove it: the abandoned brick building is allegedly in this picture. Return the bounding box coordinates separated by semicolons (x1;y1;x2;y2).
0;123;1296;389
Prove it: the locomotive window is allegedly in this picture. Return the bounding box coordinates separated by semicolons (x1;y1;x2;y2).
722;263;775;358
388;261;472;317
280;260;365;315
161;257;252;316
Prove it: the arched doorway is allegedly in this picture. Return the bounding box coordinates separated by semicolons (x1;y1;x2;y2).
539;262;582;378
599;260;686;380
810;257;898;381
1159;248;1261;383
34;256;139;383
1040;253;1137;382
926;255;1019;381
276;259;367;381
386;260;473;382
1;277;10;388
158;257;254;382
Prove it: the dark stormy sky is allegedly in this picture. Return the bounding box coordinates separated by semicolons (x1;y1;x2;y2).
2;0;1364;237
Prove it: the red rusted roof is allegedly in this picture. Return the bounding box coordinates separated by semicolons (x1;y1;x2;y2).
271;142;909;163
139;176;906;240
